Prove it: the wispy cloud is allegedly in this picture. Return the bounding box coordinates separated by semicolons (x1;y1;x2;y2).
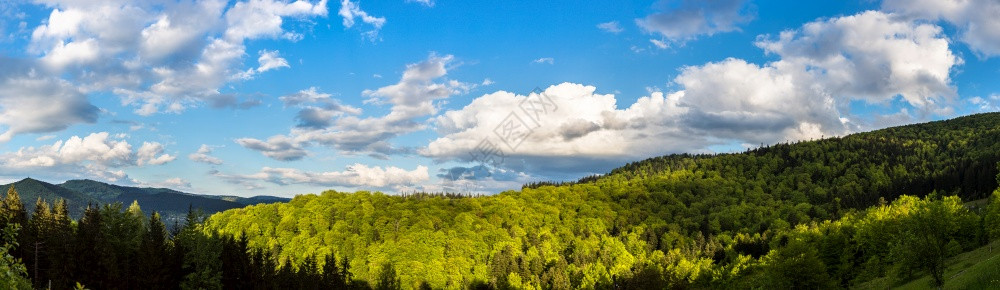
597;21;623;34
532;57;554;65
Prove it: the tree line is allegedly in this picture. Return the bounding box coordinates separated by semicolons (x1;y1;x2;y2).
0;185;389;289
4;112;1000;288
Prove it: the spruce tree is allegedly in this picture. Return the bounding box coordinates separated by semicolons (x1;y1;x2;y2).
47;199;74;289
2;186;27;227
139;211;170;289
75;204;106;289
25;198;51;288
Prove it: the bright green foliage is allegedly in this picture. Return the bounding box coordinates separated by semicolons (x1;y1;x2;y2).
986;190;1000;241
753;237;833;289
892;195;971;287
2;186;27;228
0;224;31;290
10;112;1000;288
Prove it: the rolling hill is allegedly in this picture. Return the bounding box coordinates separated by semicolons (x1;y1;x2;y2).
204;112;1000;288
0;178;289;218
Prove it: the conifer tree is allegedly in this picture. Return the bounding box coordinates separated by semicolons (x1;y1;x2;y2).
139;211;170;289
48;199;75;289
75;204;106;289
25;198;51;288
2;186;27;227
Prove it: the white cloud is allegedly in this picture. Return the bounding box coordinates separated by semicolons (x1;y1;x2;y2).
883;0;1000;57
158;177;192;189
338;0;385;39
597;21;623;34
278;87;362;116
423;83;696;174
755;11;959;109
650;39;668;49
969;95;1000;111
428;166;531;195
188;144;223;165
424;11;961;176
256;50;291;73
214;163;429;190
137;141;176;165
27;0;328;115
133;177;193;190
239;54;469;160
674;58;843;142
406;0;434;7
0;71;99;143
40;38;100;69
235;49;291;80
532;57;554;65
235;135;309;161
280;87;334;107
636;0;754;42
0;132;174;182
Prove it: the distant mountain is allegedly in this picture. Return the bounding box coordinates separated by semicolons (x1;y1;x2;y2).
0;178;289;219
204;194;293;206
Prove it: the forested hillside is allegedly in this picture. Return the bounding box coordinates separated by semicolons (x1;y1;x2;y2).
2;113;1000;289
204;112;1000;288
0;178;289;220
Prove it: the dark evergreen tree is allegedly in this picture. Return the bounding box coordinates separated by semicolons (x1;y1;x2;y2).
375;262;401;290
74;204;107;289
321;254;347;289
139;211;171;289
47;199;75;289
24;198;50;289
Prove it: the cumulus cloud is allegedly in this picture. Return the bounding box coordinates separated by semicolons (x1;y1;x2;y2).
0;73;99;143
597;21;623;34
883;0;1000;57
257;50;291;72
280;87;334;107
160;177;192;189
188;144;223;165
431;165;531;194
236;50;291;80
27;0;328;115
338;0;385;39
137;142;176;165
755;11;959;108
214;163;429;190
423;83;698;174
0;132;174;182
134;177;192;190
235;135;309;161
277;87;362;128
239;54;469;160
636;0;754;42
425;11;961;176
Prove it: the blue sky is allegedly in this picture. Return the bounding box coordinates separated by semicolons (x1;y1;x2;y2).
1;0;999;197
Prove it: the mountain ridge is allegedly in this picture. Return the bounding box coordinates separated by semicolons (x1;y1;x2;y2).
0;178;290;218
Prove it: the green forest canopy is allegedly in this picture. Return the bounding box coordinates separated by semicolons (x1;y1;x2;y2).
204;112;1000;288
3;112;1000;289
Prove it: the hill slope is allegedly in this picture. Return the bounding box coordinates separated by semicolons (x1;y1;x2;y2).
205;112;1000;288
1;178;289;218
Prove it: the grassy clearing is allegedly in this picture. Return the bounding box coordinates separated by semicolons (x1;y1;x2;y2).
854;240;1000;289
